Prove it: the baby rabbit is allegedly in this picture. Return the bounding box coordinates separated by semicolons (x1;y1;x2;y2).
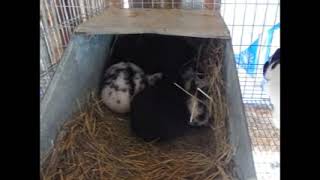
263;48;280;129
101;61;162;113
181;66;212;127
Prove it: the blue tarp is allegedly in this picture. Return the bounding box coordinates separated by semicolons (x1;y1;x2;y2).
234;23;280;76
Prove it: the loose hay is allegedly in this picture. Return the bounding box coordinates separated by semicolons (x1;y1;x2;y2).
41;39;235;180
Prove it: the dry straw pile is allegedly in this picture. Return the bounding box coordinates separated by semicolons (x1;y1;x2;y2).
41;39;235;180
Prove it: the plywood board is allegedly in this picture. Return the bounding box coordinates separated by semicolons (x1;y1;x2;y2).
76;8;230;39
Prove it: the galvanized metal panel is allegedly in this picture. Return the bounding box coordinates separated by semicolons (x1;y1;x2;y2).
40;34;114;159
224;40;257;180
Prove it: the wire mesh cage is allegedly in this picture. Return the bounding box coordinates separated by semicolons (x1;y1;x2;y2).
40;0;280;101
220;1;280;179
108;0;221;10
40;0;107;100
40;0;280;179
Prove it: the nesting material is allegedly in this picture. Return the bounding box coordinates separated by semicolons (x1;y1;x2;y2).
41;39;235;180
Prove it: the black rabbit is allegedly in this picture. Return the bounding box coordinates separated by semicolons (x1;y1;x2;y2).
130;76;191;142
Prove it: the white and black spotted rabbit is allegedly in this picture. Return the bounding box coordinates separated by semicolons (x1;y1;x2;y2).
181;66;212;127
101;61;162;113
263;48;280;129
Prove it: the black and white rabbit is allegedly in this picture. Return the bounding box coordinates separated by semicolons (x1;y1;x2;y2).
130;76;191;142
263;48;280;129
101;61;162;113
181;66;212;127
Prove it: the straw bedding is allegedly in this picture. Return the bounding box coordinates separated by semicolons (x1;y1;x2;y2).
41;38;235;180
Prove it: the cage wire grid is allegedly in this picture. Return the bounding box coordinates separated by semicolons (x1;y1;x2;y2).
40;0;280;179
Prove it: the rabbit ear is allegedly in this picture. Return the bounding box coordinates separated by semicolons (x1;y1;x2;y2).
270;50;280;71
147;73;163;86
264;48;280;77
270;48;280;64
263;61;270;77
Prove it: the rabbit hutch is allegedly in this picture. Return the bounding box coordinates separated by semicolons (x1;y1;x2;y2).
40;1;257;179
